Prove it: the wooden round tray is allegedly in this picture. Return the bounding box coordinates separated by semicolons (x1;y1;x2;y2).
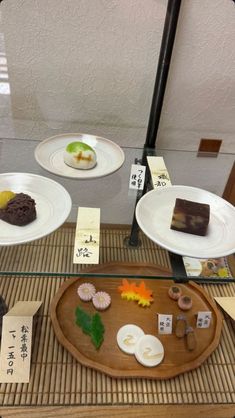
50;263;222;379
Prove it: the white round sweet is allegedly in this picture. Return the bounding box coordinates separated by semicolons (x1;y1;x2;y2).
134;334;164;367
64;141;97;170
116;324;145;355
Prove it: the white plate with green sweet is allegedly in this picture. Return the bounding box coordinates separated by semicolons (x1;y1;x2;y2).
35;133;125;179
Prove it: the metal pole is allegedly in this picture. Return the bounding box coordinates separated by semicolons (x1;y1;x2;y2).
127;0;182;247
144;0;182;148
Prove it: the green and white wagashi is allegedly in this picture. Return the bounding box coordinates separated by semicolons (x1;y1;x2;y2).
64;141;97;170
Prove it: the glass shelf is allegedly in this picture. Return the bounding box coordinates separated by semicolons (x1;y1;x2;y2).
0;136;234;282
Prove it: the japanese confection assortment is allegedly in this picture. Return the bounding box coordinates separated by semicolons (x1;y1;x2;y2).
0;135;123;231
75;278;211;368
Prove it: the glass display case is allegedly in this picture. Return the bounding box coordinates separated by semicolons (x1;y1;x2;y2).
0;136;234;278
0;0;235;414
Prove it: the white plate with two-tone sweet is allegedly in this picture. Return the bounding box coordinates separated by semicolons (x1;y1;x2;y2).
135;185;235;258
34;133;125;179
0;173;72;246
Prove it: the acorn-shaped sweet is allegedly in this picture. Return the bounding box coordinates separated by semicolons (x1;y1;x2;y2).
178;295;193;311
168;285;182;301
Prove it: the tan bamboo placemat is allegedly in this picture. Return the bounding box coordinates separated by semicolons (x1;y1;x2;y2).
0;225;234;407
0;224;171;274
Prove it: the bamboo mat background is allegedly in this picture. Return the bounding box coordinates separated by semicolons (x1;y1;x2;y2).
0;224;171;273
0;225;234;407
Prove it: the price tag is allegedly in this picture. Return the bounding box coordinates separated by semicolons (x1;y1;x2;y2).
157;313;173;334
147;156;171;189
0;301;42;383
73;207;100;264
196;311;212;328
129;164;146;190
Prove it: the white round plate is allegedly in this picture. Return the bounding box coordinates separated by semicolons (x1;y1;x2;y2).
135;185;235;258
134;334;164;367
34;133;125;179
117;324;145;355
0;173;72;246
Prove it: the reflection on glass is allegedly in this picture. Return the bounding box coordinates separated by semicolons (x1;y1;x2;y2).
0;14;10;95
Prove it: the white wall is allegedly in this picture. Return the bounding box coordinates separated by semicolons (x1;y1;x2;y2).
0;0;164;146
158;0;235;152
0;0;235;151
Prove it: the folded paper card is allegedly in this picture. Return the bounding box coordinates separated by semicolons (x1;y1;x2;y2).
73;207;100;264
147;156;172;189
214;297;235;321
0;301;42;383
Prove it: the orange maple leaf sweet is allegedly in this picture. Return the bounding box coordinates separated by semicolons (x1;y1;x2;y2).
118;279;139;301
135;281;154;307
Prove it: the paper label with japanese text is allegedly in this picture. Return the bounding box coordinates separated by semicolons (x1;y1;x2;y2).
129;164;146;190
157;313;173;334
196;311;212;328
0;301;42;383
73;207;100;264
147;156;172;189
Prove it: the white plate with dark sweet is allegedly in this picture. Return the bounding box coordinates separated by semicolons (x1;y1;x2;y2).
34;133;125;179
0;173;72;246
135;185;235;258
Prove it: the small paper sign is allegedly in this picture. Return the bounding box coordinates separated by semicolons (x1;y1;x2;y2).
196;311;212;328
0;301;42;383
73;207;100;264
157;313;173;334
129;164;146;190
147;156;172;189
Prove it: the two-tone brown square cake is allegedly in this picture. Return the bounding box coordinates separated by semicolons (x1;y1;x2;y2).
170;198;210;236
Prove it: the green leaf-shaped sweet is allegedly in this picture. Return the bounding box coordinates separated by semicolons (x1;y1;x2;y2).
75;306;105;350
75;306;92;335
66;141;95;154
90;313;105;350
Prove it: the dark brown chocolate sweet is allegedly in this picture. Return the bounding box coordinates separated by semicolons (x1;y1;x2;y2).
170;198;210;236
0;193;36;226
